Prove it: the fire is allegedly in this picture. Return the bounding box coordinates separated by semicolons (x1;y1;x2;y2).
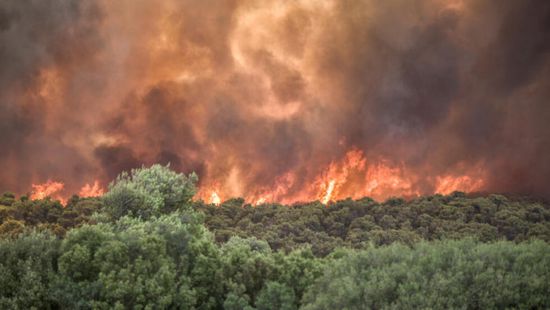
31;180;107;204
250;172;299;205
26;152;485;206
209;191;221;205
197;148;486;205
79;181;105;197
435;175;485;195
320;179;336;204
3;0;548;209
312;149;417;203
28;149;486;206
30;180;65;203
364;163;418;199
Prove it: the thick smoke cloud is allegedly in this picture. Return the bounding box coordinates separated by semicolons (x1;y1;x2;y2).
1;0;549;200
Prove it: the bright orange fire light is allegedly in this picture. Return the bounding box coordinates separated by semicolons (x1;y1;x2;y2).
197;148;486;205
29;150;486;206
79;181;105;197
209;191;221;205
435;175;484;195
320;179;336;204
30;180;65;203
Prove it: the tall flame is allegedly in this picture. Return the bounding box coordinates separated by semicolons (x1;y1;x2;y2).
320;180;336;204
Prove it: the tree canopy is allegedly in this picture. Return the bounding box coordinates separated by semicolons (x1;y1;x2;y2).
0;165;549;308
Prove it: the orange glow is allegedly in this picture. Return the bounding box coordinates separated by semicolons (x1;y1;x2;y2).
209;191;221;205
363;163;418;200
11;0;506;205
30;180;66;204
250;172;299;205
79;181;105;197
435;175;484;195
320;179;336;204
197;148;485;205
30;152;485;205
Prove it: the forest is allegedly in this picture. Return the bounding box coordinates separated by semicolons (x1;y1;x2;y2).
1;165;549;309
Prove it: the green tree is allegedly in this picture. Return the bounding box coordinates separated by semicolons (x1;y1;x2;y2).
302;240;550;309
220;237;278;307
103;164;198;220
55;212;220;308
256;281;296;310
0;231;60;309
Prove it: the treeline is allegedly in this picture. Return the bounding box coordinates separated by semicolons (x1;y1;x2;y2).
0;165;549;309
198;194;550;256
2;190;549;254
0;193;102;237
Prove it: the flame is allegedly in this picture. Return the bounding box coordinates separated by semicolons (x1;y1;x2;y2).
250;172;299;205
209;191;221;205
197;148;486;205
363;163;418;199
28;149;485;206
320;179;336;204
29;154;485;205
31;180;107;204
255;197;267;205
79;181;105;197
435;175;485;195
30;180;66;203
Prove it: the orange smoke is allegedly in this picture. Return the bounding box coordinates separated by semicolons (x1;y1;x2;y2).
11;0;541;204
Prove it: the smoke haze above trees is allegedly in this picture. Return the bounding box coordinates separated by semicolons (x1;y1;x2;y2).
1;0;550;202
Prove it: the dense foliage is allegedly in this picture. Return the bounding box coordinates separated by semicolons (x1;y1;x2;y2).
0;193;102;237
302;240;550;309
0;165;549;309
198;194;550;256
103;164;198;220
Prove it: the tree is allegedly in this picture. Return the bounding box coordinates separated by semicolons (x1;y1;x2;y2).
0;231;60;309
301;240;550;309
54;212;220;308
256;281;296;310
220;237;278;307
102;164;198;220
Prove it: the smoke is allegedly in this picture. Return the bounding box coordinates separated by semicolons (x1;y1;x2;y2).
1;0;549;201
